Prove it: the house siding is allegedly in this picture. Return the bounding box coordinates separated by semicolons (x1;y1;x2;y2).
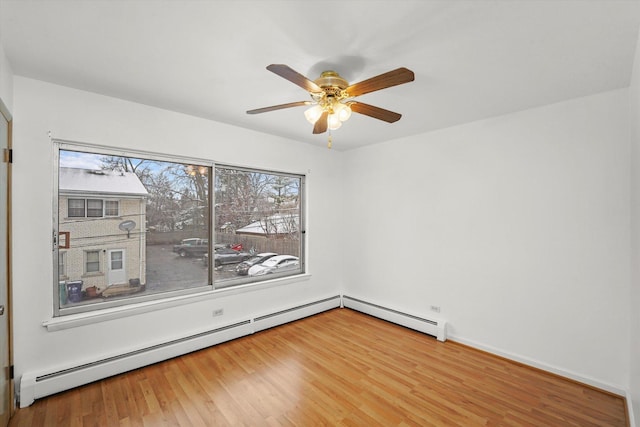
59;196;146;292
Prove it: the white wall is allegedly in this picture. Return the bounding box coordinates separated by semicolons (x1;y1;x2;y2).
343;89;631;393
11;76;343;386
629;27;640;426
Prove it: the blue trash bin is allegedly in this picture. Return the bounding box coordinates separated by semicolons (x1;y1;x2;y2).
66;280;83;303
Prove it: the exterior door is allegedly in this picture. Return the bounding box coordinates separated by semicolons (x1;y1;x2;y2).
107;249;126;285
0;99;12;425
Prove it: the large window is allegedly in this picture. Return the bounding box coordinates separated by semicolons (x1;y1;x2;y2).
54;143;305;316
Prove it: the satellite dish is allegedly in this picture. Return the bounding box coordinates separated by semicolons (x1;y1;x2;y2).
119;220;136;238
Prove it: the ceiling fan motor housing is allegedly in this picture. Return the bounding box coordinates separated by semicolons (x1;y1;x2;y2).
314;71;349;91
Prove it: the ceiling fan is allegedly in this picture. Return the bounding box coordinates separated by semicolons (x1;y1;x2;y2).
247;64;415;147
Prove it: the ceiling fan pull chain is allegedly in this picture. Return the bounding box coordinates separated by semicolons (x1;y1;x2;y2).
328;132;332;149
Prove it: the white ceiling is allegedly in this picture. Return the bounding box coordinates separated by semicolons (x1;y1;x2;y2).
1;0;639;151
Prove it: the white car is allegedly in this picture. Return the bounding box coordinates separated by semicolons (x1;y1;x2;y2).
248;255;300;276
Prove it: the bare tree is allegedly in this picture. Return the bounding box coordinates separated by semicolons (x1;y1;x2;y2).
144;170;181;231
100;156;209;232
99;156;159;186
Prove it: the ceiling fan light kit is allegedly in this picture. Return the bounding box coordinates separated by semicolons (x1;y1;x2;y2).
247;64;415;148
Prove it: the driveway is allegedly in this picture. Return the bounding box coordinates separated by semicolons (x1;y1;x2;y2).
145;244;239;293
146;244;207;292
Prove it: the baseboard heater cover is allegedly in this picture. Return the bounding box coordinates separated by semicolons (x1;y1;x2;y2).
19;295;341;408
253;295;342;333
342;295;447;342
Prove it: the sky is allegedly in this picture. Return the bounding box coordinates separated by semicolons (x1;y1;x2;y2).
59;150;172;175
59;150;104;169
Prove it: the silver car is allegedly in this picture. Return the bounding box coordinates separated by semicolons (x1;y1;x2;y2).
236;252;278;276
248;255;299;276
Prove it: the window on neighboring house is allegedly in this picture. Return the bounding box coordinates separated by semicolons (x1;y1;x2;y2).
54;144;305;316
105;200;119;217
68;199;120;218
86;199;103;217
110;251;123;270
68;199;85;217
85;250;100;273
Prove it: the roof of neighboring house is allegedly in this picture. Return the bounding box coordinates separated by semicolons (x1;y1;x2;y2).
235;213;299;236
59;167;149;197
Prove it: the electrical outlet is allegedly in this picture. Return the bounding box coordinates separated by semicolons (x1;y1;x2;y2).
212;308;224;317
430;305;441;313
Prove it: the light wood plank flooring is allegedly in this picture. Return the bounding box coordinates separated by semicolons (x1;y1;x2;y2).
9;308;627;426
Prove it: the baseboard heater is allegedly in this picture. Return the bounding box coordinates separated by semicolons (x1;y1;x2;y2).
342;295;447;342
19;295;341;408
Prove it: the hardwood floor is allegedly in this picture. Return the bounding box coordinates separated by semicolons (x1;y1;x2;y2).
9;308;627;426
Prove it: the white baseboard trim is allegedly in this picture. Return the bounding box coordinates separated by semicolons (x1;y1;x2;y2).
627;390;637;427
448;334;627;397
341;294;447;342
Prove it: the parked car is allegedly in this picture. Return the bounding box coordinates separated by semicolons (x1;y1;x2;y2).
203;246;251;267
235;252;278;276
248;255;299;276
173;238;208;258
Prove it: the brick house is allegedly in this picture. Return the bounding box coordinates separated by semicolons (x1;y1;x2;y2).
58;168;148;297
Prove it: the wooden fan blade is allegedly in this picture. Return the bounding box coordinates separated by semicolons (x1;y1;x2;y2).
346;67;415;97
267;64;323;93
246;101;310;114
350;102;402;123
313;111;328;134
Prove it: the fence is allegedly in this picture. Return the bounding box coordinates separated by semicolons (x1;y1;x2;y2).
216;233;300;258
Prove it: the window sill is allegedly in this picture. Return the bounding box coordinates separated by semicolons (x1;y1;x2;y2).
43;273;312;332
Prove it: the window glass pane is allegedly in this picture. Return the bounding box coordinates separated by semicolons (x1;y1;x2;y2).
57;149;210;314
68;199;85;217
86;199;103;217
110;251;123;270
105;200;119;216
214;167;303;287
